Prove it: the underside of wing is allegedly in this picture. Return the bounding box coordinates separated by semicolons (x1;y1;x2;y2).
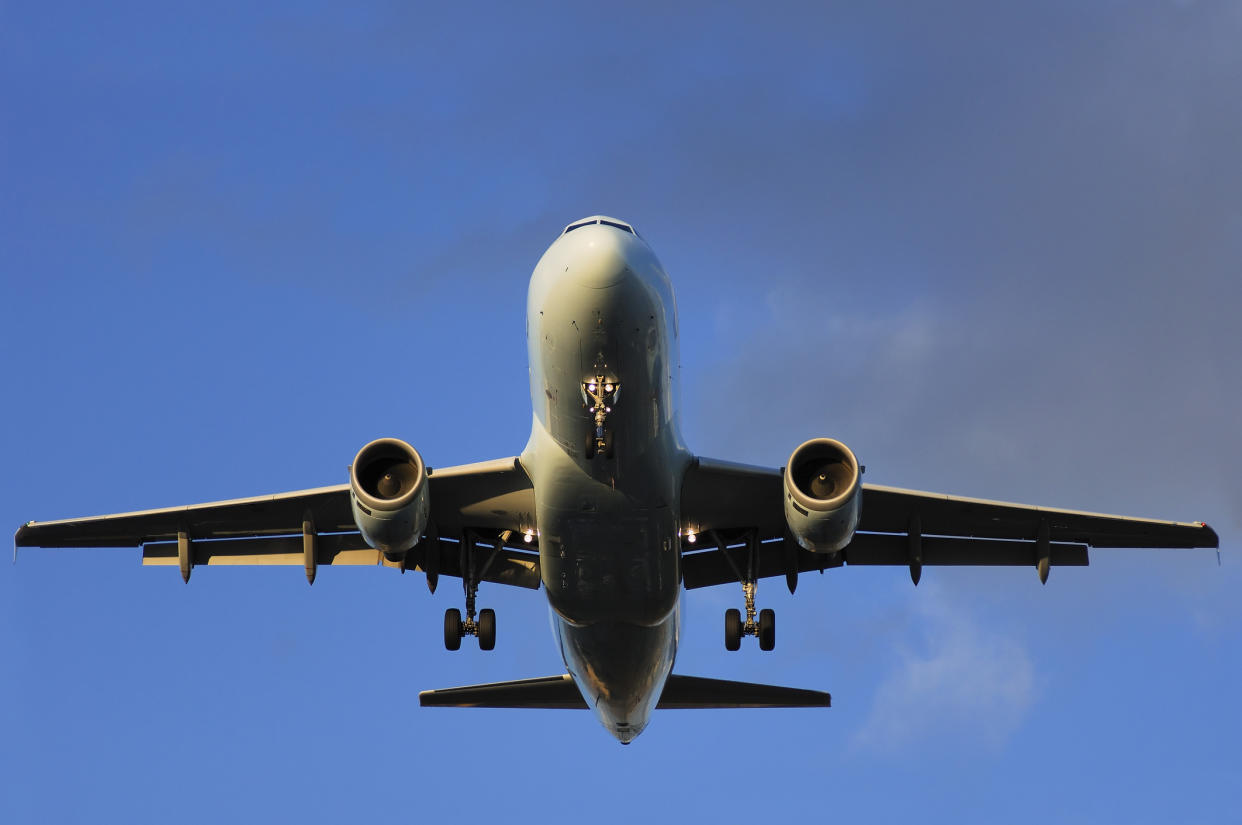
679;456;1218;590
15;456;541;589
858;484;1217;549
14;485;356;548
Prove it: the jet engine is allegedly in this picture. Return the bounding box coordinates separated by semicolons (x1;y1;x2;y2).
349;437;429;556
783;438;862;553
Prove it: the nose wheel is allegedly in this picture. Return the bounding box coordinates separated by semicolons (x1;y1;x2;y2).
709;529;776;652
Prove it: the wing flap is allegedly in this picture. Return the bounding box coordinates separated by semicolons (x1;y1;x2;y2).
141;532;385;567
843;533;1089;566
682;535;1088;589
140;535;541;588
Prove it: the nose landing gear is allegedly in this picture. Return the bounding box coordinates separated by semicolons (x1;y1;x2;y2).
583;376;619;460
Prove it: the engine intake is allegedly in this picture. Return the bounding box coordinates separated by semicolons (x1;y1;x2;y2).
349;437;429;556
784;438;862;553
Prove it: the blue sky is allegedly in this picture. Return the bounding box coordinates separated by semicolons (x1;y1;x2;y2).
3;2;1240;822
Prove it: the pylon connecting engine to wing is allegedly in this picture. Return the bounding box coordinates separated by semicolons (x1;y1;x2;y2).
783;438;862;553
349;437;430;556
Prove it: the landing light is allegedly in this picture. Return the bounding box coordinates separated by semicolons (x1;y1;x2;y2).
587;383;597;392
604;383;614;393
524;530;535;544
686;531;697;544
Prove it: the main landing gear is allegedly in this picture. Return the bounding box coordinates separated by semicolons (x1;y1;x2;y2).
443;530;502;651
583;375;619;460
444;606;495;651
711;529;776;652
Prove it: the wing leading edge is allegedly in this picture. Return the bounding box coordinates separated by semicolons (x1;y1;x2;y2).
680;456;1218;590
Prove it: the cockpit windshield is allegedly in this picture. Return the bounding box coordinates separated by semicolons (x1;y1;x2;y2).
562;216;638;236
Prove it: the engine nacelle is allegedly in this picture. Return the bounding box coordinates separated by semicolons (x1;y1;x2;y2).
783;438;862;553
349;437;429;556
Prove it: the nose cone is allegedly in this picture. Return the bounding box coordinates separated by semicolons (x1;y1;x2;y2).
566;225;635;289
610;719;645;744
595;690;653;744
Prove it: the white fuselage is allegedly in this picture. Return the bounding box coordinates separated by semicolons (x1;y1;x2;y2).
518;219;691;742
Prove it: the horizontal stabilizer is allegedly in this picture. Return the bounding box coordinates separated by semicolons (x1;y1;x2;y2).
420;674;585;709
418;674;830;709
657;674;830;708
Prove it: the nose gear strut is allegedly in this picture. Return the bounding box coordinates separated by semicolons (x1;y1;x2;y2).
583;375;619;460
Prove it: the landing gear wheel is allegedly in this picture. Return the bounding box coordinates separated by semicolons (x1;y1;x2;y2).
585;432;596;460
725;608;742;651
478;608;496;651
444;608;462;651
758;608;776;651
602;428;614;459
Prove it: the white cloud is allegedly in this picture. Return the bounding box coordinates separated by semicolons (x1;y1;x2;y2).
852;589;1037;752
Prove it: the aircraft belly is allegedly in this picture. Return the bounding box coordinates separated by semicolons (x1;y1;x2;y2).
520;224;691;740
539;505;679;626
525;251;688;627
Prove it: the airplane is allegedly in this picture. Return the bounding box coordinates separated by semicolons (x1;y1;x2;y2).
15;215;1219;744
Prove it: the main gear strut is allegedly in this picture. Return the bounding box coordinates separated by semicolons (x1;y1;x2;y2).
710;529;776;651
443;530;502;651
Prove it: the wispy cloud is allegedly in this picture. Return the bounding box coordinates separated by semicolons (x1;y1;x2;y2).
852;589;1037;753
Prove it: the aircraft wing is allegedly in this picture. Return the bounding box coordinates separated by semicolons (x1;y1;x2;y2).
679;456;1219;590
14;457;540;589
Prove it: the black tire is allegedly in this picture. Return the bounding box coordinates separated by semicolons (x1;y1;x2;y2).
585;432;596;460
478;608;496;651
444;608;462;651
725;608;742;651
602;428;614;459
759;608;776;651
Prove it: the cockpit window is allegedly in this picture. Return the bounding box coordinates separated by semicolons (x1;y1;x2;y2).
562;218;637;236
600;220;634;234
